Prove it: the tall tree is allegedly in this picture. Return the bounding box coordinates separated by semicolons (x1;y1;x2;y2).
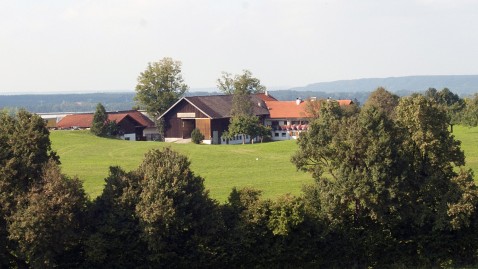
135;148;220;267
84;166;147;268
8;161;87;268
91;103;108;136
217;70;266;96
363;87;399;119
222;70;267;144
134;57;188;135
462;93;478;127
292;94;478;267
425;88;465;132
0;110;60;268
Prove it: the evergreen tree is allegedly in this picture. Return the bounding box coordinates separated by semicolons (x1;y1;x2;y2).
91;103;108;136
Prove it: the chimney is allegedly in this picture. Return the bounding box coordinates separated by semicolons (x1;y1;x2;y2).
296;98;301;105
265;90;269;96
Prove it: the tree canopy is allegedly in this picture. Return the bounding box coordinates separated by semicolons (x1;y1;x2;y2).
292;92;478;266
134;58;188;135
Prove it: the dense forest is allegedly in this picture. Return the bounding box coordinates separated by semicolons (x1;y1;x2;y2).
2;88;478;268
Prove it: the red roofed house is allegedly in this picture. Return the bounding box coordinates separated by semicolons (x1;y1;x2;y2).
57;110;157;141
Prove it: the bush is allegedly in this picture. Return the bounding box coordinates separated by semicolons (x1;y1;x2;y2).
191;129;205;144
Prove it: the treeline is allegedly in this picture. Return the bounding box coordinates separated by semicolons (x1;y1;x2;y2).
2;88;478;268
0;89;435;113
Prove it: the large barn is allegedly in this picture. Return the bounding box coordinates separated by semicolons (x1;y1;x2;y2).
159;93;353;144
159;93;273;144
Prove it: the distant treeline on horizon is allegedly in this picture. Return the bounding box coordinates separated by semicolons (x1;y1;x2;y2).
2;75;478;113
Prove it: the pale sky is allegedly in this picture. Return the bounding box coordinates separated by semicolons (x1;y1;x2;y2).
1;0;477;93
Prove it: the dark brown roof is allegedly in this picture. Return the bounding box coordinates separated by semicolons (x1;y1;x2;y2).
181;94;270;119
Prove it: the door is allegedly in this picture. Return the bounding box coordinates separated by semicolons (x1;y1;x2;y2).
182;119;195;139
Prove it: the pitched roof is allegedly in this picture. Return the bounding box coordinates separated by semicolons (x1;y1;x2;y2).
57;110;154;129
57;114;93;128
161;94;271;119
264;99;354;119
255;93;278;102
264;101;310;119
108;110;155;127
337;99;354;106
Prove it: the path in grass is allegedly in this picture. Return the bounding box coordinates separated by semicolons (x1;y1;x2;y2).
50;130;313;202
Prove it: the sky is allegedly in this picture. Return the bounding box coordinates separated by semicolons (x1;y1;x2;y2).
1;0;477;93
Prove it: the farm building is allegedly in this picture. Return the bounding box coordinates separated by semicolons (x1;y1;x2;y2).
160;93;354;144
159;94;272;144
57;110;158;141
264;98;354;140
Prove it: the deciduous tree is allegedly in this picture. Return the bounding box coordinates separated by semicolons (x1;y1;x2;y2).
135;148;220;267
134;58;188;135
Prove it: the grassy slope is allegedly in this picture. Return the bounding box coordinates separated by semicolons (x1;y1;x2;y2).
50;126;478;202
50;130;313;202
454;125;478;176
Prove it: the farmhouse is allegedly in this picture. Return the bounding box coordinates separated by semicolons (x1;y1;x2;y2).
160;93;354;144
264;98;354;140
57;110;157;141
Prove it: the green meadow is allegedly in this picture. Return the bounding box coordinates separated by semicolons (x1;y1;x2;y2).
50;130;314;202
50;125;478;202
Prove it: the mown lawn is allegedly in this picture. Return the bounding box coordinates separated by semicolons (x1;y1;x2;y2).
50;130;313;202
50;125;478;203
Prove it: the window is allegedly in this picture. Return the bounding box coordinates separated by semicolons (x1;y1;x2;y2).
275;132;279;137
282;132;286;137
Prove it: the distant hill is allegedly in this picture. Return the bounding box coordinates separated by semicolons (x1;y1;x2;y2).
2;75;478;113
289;75;478;95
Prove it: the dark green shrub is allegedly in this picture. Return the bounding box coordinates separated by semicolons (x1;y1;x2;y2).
191;129;204;144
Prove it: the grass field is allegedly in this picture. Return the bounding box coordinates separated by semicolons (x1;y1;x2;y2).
50;125;478;203
50;130;314;202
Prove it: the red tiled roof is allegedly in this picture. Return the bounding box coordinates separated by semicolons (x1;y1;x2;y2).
57;114;93;128
338;100;353;106
265;101;309;119
57;110;155;129
265;99;354;119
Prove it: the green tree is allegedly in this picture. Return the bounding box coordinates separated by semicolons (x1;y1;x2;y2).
425;88;465;132
91;103;108;136
84;166;147;269
216;71;235;94
462;93;478;127
134;57;188;135
292;94;478;267
363;87;399;118
135;148;220;267
0;110;60;268
228;115;262;144
220;70;267;144
8;161;87;268
217;69;266;96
